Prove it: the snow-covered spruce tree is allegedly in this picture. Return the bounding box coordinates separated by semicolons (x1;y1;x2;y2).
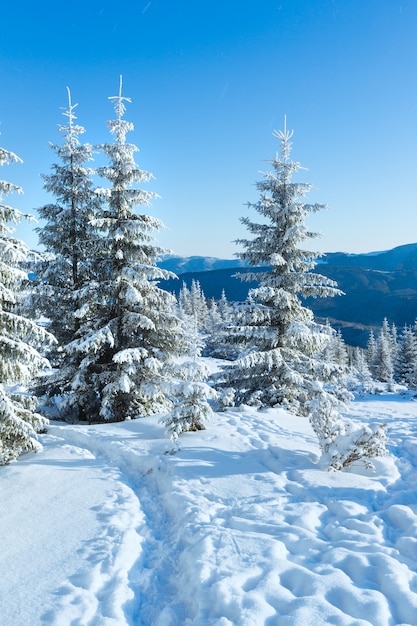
390;321;399;369
396;325;417;388
0;144;53;463
214;120;345;408
32;89;102;415
326;327;349;369
65;76;186;422
178;279;209;331
214;120;387;470
349;347;375;394
203;297;226;358
161;315;216;440
374;318;395;387
204;294;241;360
34;88;99;347
366;330;378;378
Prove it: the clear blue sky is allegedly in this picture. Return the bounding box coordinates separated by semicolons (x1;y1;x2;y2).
1;0;416;258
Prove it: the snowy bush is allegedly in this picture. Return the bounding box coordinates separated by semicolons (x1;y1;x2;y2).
307;387;388;471
161;360;217;440
216;386;237;409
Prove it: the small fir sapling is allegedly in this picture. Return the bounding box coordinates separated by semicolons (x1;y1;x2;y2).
349;347;375;394
307;383;387;471
162;315;216;441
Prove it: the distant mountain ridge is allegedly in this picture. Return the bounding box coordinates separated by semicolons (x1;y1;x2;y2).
159;243;417;274
323;242;417;271
158;255;249;274
158;243;417;348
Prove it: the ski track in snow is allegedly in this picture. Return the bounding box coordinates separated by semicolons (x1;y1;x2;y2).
3;393;417;625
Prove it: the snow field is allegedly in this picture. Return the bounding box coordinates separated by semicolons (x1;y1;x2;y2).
152;407;412;626
0;437;145;626
1;392;417;624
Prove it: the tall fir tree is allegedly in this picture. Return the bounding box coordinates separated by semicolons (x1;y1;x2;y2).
64;77;186;422
0;144;53;463
34;88;99;346
32;90;101;414
214;119;344;411
214;120;387;470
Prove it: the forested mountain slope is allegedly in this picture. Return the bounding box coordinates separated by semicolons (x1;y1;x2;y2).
158;243;417;347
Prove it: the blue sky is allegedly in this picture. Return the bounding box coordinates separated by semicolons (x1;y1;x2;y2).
1;0;417;258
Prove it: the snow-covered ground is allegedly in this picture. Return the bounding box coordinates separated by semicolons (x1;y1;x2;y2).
2;388;417;625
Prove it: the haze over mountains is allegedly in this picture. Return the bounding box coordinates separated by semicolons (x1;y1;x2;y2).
158;243;417;347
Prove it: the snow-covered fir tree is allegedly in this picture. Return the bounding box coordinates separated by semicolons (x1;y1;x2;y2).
396;325;417;388
34;88;99;346
374;318;395;386
214;120;344;409
328;328;349;368
375;334;394;386
161;315;216;440
0;143;53;463
202;290;241;359
390;322;399;364
178;279;209;331
63;76;186;422
349;347;375;394
203;298;226;359
218;289;233;324
32;89;102;413
214;119;387;470
206;298;222;333
366;330;378;378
